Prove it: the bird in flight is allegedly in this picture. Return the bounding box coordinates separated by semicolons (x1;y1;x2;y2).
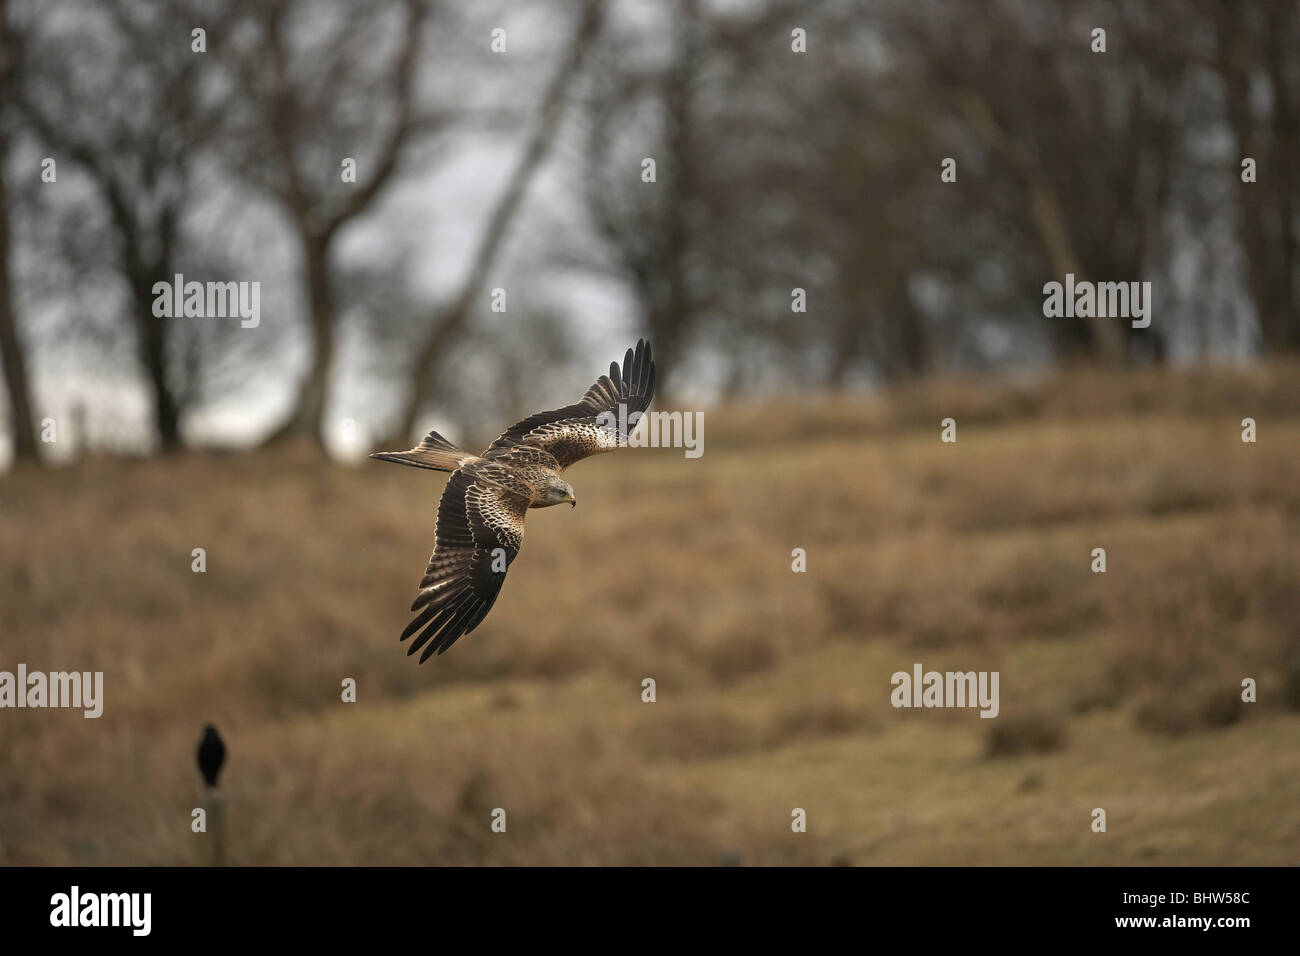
371;340;656;661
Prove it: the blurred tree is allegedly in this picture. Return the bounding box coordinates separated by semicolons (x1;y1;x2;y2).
581;0;705;397
583;0;944;390
0;0;39;462
387;0;605;444
211;0;429;450
15;0;226;451
896;0;1187;364
1215;0;1299;353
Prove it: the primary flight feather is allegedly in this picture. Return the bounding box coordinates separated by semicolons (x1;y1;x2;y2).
371;339;656;661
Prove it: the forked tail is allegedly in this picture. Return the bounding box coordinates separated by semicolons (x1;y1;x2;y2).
370;430;477;473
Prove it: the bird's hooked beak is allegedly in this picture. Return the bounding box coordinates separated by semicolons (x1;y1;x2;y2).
567;493;576;508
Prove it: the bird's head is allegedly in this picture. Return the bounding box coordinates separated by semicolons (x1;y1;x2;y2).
538;477;576;508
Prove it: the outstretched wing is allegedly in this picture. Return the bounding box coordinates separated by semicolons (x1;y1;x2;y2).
400;460;530;661
483;339;656;471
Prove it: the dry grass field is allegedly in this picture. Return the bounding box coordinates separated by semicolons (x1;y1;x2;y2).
2;361;1298;865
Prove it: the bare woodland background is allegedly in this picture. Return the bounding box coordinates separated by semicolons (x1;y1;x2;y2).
0;0;1297;865
1;0;1297;459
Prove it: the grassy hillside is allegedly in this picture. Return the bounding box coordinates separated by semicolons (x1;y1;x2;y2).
2;361;1298;864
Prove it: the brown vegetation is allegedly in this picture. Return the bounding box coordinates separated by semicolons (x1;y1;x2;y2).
1;362;1297;864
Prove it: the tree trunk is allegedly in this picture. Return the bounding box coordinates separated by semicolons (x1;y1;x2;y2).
1264;2;1298;350
140;315;182;452
0;9;38;463
0;147;38;462
125;270;183;452
1218;1;1296;353
265;232;334;447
